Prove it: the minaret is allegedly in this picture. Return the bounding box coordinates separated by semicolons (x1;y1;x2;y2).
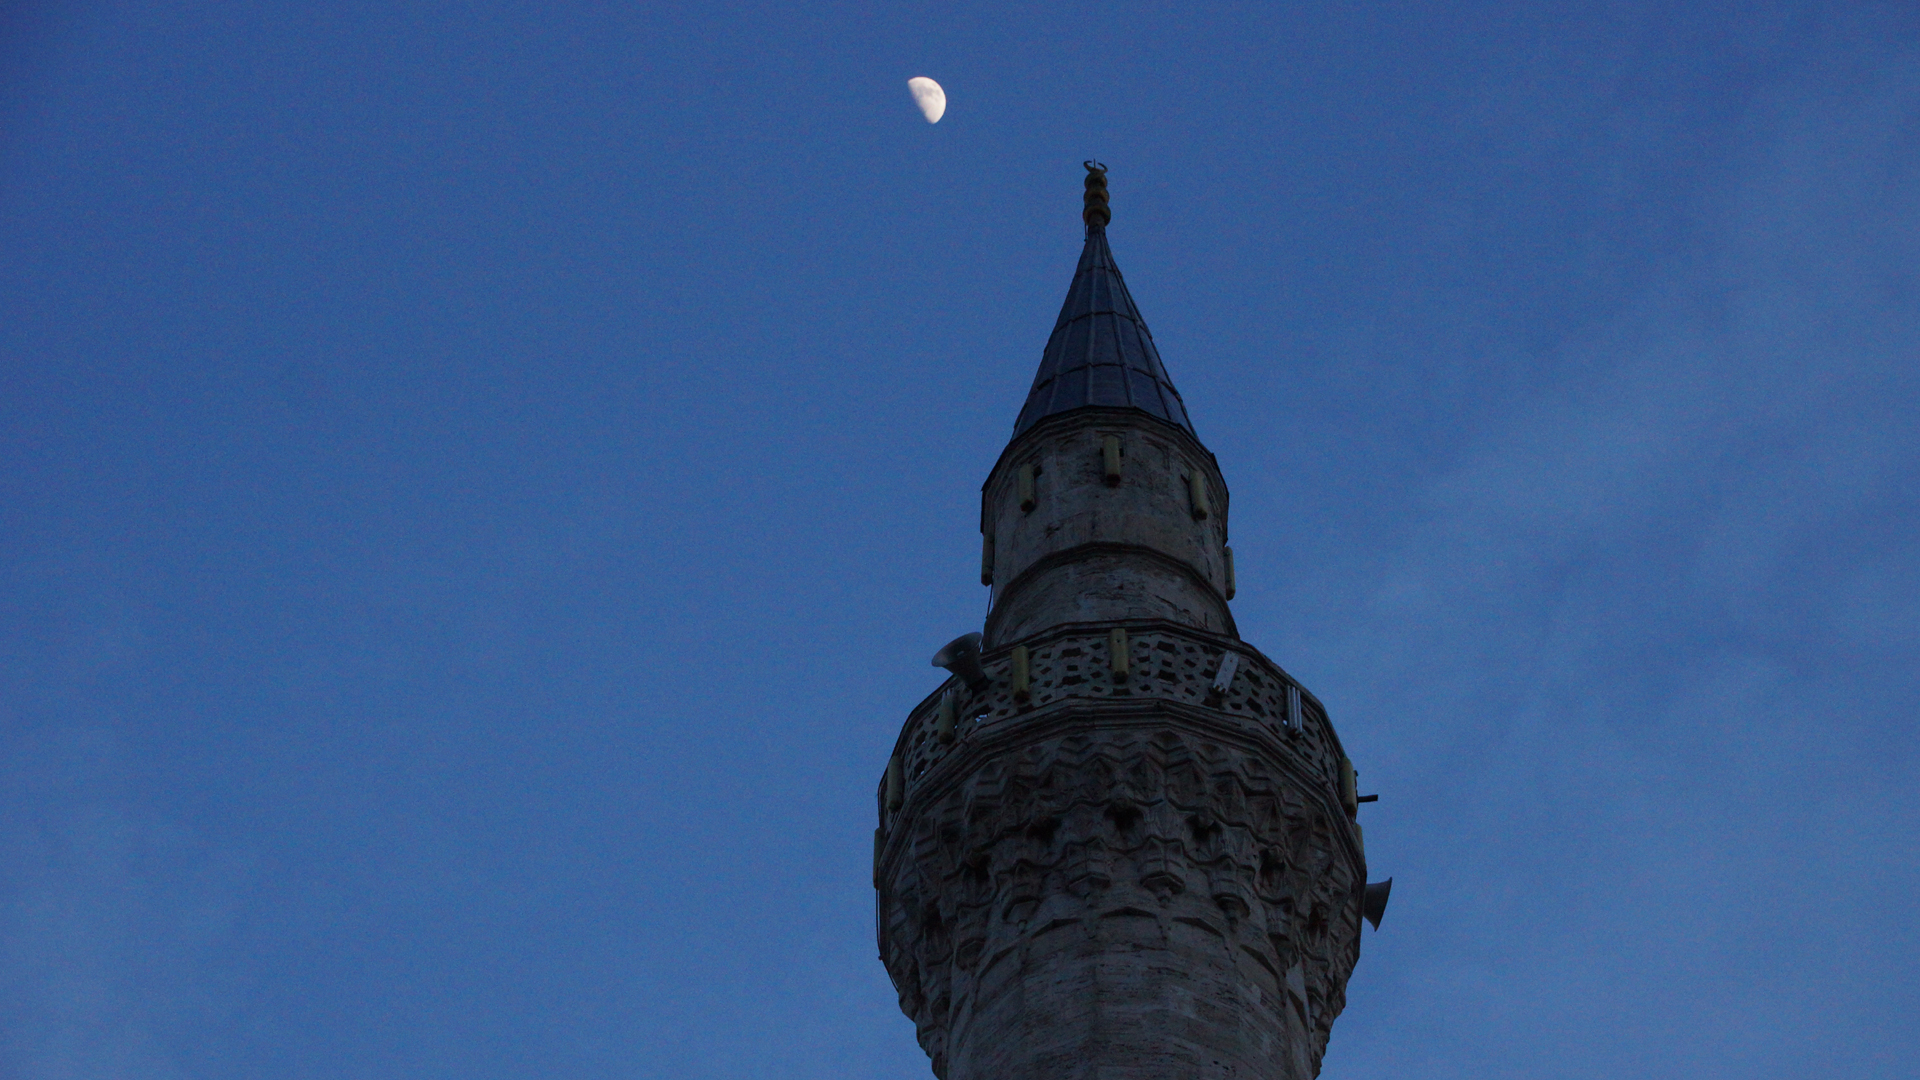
876;164;1387;1080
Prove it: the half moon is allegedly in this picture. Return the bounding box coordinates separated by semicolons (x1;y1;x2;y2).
907;77;946;124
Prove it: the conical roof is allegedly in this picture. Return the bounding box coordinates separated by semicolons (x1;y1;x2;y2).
1012;223;1195;438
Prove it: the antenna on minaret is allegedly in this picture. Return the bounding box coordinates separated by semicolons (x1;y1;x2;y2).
1082;160;1111;231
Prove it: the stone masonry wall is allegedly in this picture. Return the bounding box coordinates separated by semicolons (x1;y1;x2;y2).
983;409;1234;647
876;703;1363;1080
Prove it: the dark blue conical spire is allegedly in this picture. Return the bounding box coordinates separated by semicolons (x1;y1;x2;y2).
1011;165;1195;438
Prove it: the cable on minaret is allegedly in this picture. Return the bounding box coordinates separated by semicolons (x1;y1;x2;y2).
1082;160;1111;231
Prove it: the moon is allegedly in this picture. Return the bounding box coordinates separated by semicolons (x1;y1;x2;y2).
907;77;946;124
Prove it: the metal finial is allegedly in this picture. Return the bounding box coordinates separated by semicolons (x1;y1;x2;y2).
1082;160;1111;230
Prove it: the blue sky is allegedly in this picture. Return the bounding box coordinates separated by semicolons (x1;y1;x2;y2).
2;2;1916;1077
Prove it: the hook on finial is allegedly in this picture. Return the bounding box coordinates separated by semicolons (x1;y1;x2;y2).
1082;161;1111;230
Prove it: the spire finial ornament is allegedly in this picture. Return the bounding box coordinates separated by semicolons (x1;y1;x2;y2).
1082;160;1111;231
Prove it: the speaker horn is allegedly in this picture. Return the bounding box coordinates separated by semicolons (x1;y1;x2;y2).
1362;878;1392;930
932;632;988;690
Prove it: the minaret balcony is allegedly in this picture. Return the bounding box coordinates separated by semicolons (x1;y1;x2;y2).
879;619;1358;845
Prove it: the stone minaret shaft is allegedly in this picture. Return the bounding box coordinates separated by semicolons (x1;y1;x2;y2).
877;165;1379;1080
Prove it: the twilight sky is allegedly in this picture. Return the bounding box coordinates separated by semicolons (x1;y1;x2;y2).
3;3;1916;1078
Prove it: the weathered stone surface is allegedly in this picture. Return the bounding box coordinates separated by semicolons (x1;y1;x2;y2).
879;705;1362;1079
982;409;1233;647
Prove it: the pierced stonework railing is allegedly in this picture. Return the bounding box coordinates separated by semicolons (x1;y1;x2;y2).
884;621;1349;824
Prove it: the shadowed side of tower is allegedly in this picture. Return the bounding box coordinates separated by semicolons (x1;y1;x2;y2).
876;165;1377;1080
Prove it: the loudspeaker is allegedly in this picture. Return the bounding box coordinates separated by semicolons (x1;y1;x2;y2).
932;632;988;690
1362;878;1392;930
